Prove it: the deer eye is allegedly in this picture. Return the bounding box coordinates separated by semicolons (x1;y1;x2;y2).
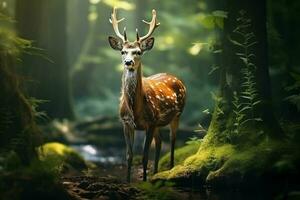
121;51;126;55
137;51;142;55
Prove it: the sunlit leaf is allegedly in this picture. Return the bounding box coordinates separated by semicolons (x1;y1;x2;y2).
102;0;135;10
89;0;101;4
201;15;215;29
202;109;210;114
88;12;98;21
156;35;175;51
188;43;206;55
212;10;228;18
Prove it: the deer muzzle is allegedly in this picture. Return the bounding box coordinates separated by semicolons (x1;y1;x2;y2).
124;59;135;71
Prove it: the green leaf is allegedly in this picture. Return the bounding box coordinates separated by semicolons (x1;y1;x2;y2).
247;41;258;47
253;100;261;106
215;17;224;29
201;15;215;29
212;10;228;18
240;106;251;113
236;52;245;56
202;109;210;114
228;36;244;47
241;95;252;100
208;65;219;75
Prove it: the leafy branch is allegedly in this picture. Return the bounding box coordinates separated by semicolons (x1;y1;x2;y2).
229;11;263;141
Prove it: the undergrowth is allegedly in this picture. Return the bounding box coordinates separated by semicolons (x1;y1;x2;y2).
228;10;262;143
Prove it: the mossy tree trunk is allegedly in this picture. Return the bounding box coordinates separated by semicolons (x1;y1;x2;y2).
154;0;288;187
0;32;39;164
15;0;74;120
207;0;283;146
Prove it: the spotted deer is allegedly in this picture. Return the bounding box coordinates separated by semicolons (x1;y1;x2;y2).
108;8;186;182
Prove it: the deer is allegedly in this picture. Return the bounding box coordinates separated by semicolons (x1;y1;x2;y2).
108;8;186;182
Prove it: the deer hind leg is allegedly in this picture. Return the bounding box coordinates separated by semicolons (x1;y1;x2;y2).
153;128;161;174
143;126;155;181
170;116;179;169
123;123;135;182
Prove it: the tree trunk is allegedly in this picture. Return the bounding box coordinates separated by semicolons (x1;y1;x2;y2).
207;0;283;145
15;0;74;120
0;32;39;164
153;0;289;187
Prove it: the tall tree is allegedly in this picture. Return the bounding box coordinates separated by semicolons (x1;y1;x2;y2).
0;25;39;164
154;0;287;187
210;0;283;144
15;0;74;119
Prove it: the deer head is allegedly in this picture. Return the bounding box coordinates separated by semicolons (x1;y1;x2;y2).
108;8;160;73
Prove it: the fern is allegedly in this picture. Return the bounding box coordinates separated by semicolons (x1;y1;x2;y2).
229;11;263;141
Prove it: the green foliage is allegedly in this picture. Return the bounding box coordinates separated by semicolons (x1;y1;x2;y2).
200;10;228;29
38;142;87;172
0;17;41;163
158;137;201;171
136;181;182;200
185;136;203;145
0;151;69;200
227;11;263;142
28;98;49;122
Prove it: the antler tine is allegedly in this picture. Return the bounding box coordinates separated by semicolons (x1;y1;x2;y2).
139;9;160;42
109;7;127;42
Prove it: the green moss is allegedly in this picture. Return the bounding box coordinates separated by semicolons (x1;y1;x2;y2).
38;142;87;172
158;141;200;171
135;181;184;200
0;151;70;200
154;144;235;180
153;137;296;187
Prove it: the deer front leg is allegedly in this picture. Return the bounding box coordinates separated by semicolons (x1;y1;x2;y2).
143;126;155;181
170;117;179;169
154;128;161;174
123;122;134;182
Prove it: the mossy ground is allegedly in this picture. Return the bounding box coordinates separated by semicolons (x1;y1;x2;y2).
158;139;200;171
38;142;88;173
153;129;299;188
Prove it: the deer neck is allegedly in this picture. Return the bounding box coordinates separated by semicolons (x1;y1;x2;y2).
121;63;144;125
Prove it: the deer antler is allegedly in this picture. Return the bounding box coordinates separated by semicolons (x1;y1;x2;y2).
109;7;127;42
137;9;160;42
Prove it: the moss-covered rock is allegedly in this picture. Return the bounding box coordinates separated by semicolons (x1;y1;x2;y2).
158;140;200;171
0;151;70;200
153;137;299;188
38;142;87;173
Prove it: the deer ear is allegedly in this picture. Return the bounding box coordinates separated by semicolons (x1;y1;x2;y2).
140;37;154;51
108;36;123;50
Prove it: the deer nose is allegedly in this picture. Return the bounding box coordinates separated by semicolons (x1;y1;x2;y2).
125;60;134;66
